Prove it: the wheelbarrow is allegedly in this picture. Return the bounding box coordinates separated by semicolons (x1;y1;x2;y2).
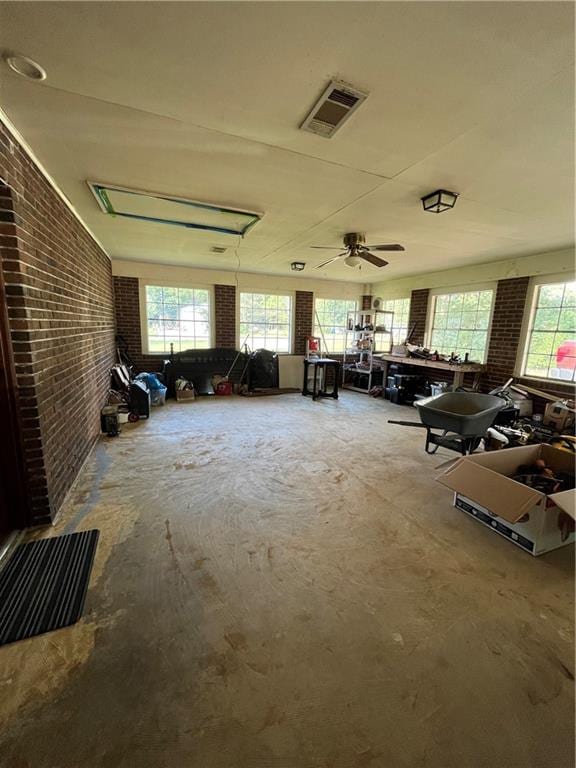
389;392;505;455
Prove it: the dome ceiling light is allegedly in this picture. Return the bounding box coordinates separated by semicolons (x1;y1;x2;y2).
4;53;47;81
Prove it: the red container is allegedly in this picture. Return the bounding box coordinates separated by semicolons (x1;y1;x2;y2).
215;380;233;396
307;336;320;353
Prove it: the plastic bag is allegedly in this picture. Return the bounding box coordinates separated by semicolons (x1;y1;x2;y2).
135;372;167;406
135;372;164;390
150;386;167;406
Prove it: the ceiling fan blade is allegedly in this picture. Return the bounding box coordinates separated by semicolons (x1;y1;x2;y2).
315;253;347;269
359;252;389;268
310;245;345;250
364;244;405;252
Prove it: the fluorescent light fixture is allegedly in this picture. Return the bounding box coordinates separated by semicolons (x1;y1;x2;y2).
88;182;262;236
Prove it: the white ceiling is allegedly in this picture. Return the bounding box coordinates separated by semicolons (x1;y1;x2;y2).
0;1;574;283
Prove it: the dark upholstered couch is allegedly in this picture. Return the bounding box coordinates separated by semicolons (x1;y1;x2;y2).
162;347;247;395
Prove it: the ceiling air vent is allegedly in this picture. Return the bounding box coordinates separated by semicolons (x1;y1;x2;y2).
300;80;368;138
210;246;227;254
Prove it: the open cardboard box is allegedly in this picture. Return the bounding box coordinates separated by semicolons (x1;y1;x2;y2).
436;444;575;556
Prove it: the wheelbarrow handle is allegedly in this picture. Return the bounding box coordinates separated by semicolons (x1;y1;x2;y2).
387;420;427;428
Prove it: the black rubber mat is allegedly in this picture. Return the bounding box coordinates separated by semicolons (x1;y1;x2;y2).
0;529;99;646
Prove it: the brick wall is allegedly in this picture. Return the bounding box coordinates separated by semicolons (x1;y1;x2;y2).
113;276;141;360
214;284;236;348
294;291;313;355
484;277;530;392
115;281;315;359
408;288;430;345
113;278;239;372
0;119;116;525
115;270;573;410
113;276;162;372
485;276;574;406
396;279;573;405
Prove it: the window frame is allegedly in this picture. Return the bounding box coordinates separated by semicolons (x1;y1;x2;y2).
425;283;496;364
516;273;576;383
380;296;411;346
313;296;359;354
139;280;215;355
238;290;294;355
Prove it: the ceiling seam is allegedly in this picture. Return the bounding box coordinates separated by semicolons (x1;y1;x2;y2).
388;64;573;182
259;173;574;265
258;177;392;262
21;81;393;182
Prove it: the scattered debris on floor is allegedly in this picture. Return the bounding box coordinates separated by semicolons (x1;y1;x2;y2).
239;386;300;397
102;365;163;435
389;378;575;457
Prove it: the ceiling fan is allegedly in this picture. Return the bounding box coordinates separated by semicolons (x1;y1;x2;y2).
312;232;405;269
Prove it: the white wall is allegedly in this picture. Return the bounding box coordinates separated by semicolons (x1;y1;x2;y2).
112;259;367;300
370;247;575;299
113;248;575;302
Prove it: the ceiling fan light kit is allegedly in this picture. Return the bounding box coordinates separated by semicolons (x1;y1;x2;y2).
421;189;459;213
311;232;405;270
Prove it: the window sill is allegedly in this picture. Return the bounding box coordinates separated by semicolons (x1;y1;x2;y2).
516;374;575;388
145;350;297;356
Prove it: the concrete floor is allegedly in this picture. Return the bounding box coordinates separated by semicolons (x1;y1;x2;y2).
0;393;574;768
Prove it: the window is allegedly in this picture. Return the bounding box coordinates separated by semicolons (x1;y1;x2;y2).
428;289;493;362
381;298;411;345
314;298;357;353
144;285;211;353
240;292;292;353
522;279;576;382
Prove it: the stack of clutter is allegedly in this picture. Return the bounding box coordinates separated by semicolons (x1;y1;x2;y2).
211;374;234;396
429;381;449;397
513;458;575;495
175;377;196;402
485;379;575;452
102;364;158;436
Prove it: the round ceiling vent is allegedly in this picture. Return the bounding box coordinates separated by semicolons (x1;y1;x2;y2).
4;54;47;81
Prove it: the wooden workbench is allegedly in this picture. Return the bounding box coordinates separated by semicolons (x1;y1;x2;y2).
376;354;485;389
